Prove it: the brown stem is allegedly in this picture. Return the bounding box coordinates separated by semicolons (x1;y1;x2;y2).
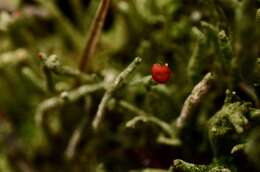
79;0;110;72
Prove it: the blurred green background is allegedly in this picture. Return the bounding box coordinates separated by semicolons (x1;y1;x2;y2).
0;0;260;171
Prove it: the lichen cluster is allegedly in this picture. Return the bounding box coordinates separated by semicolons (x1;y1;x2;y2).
0;0;259;172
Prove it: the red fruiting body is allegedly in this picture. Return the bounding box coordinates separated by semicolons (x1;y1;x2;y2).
151;63;171;83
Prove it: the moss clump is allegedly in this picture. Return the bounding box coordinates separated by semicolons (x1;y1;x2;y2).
208;90;251;158
172;159;230;172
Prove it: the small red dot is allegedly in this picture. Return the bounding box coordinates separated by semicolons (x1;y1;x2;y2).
151;63;171;83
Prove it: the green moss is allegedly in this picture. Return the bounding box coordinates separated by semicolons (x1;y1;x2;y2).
172;159;230;172
208;90;250;157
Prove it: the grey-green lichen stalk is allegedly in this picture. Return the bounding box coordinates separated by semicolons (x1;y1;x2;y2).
92;57;142;130
176;72;215;129
0;0;260;171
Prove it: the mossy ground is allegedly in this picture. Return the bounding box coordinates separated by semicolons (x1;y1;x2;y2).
0;0;260;172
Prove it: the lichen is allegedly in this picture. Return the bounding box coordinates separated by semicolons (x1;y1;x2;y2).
208;90;250;158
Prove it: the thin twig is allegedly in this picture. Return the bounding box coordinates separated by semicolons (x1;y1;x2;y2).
39;53;97;83
118;100;181;146
176;72;215;128
128;75;157;87
126;116;174;137
35;83;104;127
92;57;142;130
65;116;87;160
79;0;111;72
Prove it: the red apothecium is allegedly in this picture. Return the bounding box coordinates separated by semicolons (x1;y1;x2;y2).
151;63;171;83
